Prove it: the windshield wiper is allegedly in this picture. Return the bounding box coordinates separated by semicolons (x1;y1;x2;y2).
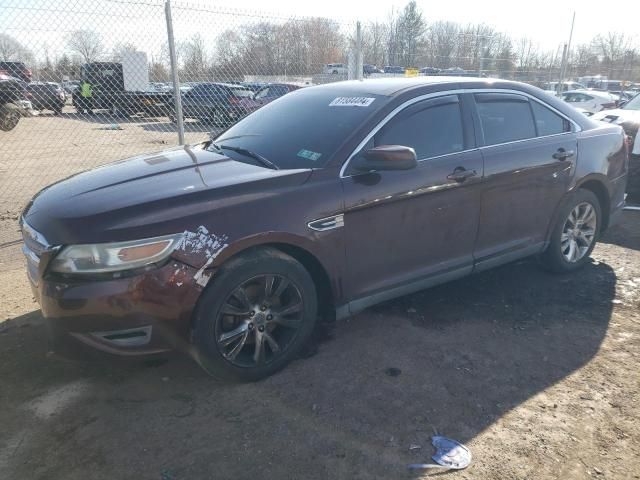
211;142;279;170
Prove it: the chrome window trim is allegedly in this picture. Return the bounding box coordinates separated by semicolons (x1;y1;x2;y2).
339;88;582;179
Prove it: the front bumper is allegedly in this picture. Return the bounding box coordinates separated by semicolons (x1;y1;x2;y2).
23;235;203;357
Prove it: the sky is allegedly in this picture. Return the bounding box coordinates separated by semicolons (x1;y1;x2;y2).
1;0;638;63
225;0;638;50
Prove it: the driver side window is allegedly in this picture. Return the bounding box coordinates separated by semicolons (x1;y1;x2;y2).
374;96;465;160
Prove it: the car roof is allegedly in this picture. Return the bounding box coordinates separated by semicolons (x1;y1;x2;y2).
304;77;533;97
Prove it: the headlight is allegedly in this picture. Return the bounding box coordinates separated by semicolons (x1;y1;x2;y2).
49;234;182;274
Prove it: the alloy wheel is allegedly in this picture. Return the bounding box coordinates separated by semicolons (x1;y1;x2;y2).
215;274;304;368
561;202;597;263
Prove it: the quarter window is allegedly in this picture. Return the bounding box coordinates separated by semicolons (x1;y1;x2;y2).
374;99;464;159
475;94;536;145
530;101;571;136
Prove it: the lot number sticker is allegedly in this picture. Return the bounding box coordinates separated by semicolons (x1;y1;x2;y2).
329;97;375;107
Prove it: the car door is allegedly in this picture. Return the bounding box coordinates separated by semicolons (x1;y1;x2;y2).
182;85;205;117
472;92;577;270
341;94;484;306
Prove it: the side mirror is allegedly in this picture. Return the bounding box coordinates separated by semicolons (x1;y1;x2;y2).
351;145;417;172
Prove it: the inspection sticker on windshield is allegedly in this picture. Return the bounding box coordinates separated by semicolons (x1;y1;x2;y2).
329;97;375;107
297;149;322;161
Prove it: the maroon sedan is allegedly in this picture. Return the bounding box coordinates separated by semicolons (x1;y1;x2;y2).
21;78;628;381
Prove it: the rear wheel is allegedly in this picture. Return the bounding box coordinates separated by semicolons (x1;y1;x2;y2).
541;189;601;272
193;248;318;381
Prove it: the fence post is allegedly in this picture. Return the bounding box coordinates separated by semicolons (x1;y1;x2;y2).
164;0;185;145
356;21;363;81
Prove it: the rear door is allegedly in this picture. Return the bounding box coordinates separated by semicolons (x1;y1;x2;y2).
472;92;577;269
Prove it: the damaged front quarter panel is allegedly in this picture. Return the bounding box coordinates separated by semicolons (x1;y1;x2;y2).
171;226;229;288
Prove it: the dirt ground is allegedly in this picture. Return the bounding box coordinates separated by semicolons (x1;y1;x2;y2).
0;211;638;480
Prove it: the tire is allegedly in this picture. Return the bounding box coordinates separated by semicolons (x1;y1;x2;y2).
0;103;21;132
541;189;601;273
193;247;318;381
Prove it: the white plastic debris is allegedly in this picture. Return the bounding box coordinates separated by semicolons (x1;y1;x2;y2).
408;436;472;471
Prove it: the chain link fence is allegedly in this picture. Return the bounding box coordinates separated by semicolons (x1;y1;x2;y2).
1;0;639;268
0;0;362;258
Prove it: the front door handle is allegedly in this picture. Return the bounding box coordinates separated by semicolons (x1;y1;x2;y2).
552;148;575;161
447;167;477;182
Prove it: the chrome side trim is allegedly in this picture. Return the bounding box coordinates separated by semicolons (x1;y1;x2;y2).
339;88;582;178
307;214;344;231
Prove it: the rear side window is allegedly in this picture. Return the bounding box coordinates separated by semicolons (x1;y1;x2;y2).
530;101;571;136
375;97;464;159
475;93;536;145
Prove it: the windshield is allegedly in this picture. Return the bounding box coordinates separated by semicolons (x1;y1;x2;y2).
211;88;389;169
623;94;640;110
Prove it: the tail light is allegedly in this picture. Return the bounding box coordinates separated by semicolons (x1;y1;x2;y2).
26;68;32;79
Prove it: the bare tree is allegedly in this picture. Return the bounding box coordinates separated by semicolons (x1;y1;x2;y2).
0;33;33;63
180;34;209;80
66;30;104;63
593;32;630;77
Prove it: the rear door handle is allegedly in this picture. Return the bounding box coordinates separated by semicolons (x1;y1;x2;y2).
447;167;477;182
552;148;575;160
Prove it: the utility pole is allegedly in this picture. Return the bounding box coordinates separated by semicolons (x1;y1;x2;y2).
356;21;363;81
164;0;185;145
478;37;485;76
557;12;576;95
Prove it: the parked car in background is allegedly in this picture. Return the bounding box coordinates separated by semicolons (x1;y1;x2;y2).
363;64;382;75
62;80;80;96
21;78;628;381
420;67;441;75
240;82;268;92
591;92;640;200
561;90;618;113
0;73;29;131
148;82;172;93
0;61;32;83
575;107;594;117
608;90;635;103
26;82;66;114
323;63;347;75
170;82;253;124
384;65;405;74
238;83;299;114
544;81;586;94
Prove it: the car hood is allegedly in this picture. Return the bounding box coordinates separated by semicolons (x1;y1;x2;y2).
591;108;640;126
23;145;313;244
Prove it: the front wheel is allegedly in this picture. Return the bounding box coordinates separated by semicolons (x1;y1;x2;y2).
541;189;601;273
193;248;318;381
